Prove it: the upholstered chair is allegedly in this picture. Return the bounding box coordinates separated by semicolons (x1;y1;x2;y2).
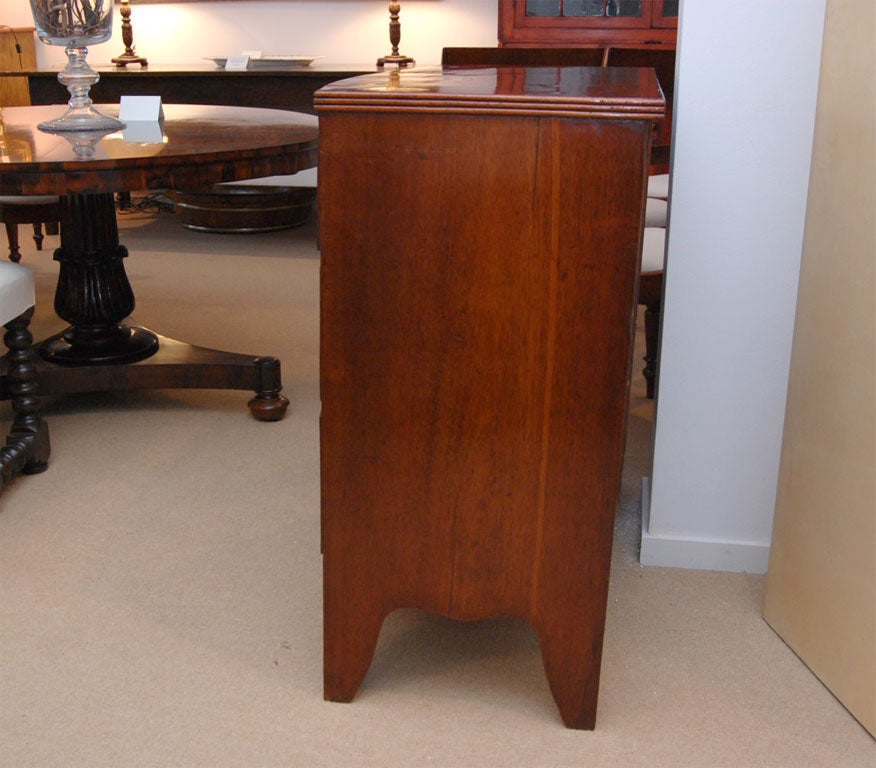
0;260;49;494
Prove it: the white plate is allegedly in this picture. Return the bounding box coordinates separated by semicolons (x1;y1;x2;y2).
205;56;322;69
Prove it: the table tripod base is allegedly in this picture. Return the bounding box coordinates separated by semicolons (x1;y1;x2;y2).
40;325;159;366
2;328;289;422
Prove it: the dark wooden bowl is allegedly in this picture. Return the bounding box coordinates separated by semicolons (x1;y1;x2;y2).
168;184;316;233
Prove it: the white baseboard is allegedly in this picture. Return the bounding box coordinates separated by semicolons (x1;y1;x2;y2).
639;478;771;574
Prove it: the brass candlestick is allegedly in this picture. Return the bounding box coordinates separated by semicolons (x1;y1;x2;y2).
112;0;147;68
377;1;414;68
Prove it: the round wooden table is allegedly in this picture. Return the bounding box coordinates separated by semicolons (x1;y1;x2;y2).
0;104;319;420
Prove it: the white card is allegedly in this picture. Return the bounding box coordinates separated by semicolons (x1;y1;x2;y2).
119;95;164;122
122;121;164;143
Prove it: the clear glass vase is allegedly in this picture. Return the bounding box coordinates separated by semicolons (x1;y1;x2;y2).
29;0;126;132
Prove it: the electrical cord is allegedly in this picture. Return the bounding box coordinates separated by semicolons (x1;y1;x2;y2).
117;191;175;216
0;25;25;71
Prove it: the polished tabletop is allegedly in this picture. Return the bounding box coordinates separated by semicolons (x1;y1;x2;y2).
0;103;319;195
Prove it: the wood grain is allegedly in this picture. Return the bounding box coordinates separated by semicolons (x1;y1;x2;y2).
317;66;661;729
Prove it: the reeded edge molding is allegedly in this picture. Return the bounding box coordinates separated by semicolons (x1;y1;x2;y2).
314;101;665;121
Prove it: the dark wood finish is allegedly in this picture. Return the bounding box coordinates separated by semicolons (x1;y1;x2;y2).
1;198;61;262
499;0;677;48
1;307;50;495
0;103;318;419
638;271;662;398
167;185;316;233
441;45;673;171
606;46;674;146
8;63;375;116
316;66;663;729
442;45;605;67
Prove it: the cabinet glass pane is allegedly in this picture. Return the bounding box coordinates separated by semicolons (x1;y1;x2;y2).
525;0;643;19
568;0;606;16
607;0;643;16
526;0;561;16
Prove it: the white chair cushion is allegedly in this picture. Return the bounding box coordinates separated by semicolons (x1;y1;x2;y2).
0;262;36;325
647;173;670;200
0;196;60;205
645;197;668;228
641;227;666;274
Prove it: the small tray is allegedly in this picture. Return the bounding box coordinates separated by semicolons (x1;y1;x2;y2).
205;55;322;69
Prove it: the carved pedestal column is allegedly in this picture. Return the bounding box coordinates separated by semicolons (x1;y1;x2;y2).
43;193;158;365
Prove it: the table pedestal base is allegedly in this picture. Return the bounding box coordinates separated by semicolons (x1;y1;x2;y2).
0;191;290;420
2;329;289;422
41;324;160;366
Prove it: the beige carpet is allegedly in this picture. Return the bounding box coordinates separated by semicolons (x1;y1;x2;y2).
1;207;872;767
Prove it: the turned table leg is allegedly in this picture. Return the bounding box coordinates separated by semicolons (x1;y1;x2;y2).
43;192;158;366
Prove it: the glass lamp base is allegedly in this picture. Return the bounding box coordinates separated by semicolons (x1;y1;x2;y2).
38;105;125;133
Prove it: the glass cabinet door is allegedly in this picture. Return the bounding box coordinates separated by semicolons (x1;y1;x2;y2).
499;0;677;47
652;0;679;28
519;0;651;27
526;0;644;18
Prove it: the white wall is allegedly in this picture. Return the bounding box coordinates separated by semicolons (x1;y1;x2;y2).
3;0;499;69
641;0;828;573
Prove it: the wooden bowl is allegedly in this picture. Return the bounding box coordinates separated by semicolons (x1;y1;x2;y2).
168;184;316;233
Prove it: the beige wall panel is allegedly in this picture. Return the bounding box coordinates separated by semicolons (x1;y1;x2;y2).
763;0;876;738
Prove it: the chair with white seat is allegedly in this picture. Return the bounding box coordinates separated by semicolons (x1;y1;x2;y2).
645;196;668;228
0;196;61;262
0;260;49;494
647;173;670;201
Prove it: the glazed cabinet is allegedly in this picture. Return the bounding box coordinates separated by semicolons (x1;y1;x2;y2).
499;0;678;47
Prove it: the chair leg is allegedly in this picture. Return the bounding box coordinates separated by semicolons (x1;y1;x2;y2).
45;221;59;236
31;222;45;251
643;302;660;399
0;308;50;495
4;222;21;263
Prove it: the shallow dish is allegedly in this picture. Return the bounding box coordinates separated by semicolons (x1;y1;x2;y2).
205;55;322;69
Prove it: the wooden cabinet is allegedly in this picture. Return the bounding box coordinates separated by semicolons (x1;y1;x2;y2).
653;0;680;29
316;66;664;729
18;64;375;116
499;0;677;47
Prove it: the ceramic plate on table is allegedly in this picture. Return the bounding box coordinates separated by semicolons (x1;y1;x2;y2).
250;56;323;68
204;56;322;69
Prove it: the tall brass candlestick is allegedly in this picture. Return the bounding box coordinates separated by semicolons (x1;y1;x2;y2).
377;1;414;68
112;0;147;68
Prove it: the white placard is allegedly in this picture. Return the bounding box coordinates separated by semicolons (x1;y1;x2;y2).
122;121;164;143
119;95;164;122
225;55;250;71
